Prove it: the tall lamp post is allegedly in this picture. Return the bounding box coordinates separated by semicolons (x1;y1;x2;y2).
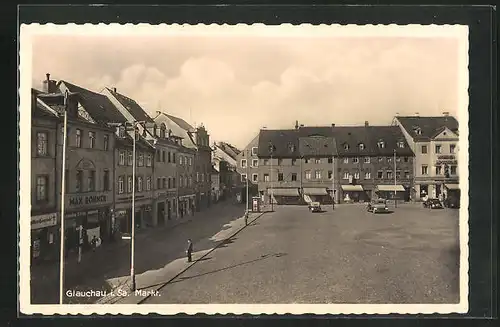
124;120;145;292
59;90;69;304
394;148;397;208
331;127;336;210
268;142;274;212
245;149;249;224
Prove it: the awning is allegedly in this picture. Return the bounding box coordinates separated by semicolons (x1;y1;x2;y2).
376;185;405;192
341;185;364;191
303;188;328;195
445;184;460;190
269;188;300;197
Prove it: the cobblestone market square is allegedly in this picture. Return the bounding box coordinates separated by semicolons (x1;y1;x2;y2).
144;204;460;304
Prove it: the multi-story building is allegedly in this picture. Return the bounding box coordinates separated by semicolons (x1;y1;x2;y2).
214;141;245;200
153;113;212;212
31;88;59;262
393;114;460;201
210;166;221;203
113;127;155;233
38;77;123;256
176;143;196;217
104;88;180;226
256;122;415;204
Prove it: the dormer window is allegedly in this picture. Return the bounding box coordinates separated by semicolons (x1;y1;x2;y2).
377;140;385;149
118;126;125;138
415;127;422;135
153;124;158;137
288;143;296;153
397;141;405;148
343;143;350;151
358;143;365;150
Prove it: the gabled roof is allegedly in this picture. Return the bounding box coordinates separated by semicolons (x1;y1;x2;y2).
59;81;128;124
216;142;241;160
257;129;300;158
299;136;337;157
258;125;414;158
106;88;154;123
396;116;459;141
164;113;195;132
115;133;156;152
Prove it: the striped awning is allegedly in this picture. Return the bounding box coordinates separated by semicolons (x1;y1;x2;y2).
303;188;328;195
269;188;300;196
341;185;364;191
445;184;460;190
376;185;405;192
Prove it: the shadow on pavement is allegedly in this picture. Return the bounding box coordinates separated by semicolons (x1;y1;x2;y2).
30;201;248;304
168;252;288;285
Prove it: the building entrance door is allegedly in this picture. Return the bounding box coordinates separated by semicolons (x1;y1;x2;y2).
157;202;165;225
167;201;172;220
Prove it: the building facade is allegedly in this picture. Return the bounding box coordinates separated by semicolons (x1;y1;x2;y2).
193;125;213;210
176;143;196;217
31;89;59;263
113;128;155;234
211;166;221;203
393;114;460;201
255;122;415;205
234;136;259;203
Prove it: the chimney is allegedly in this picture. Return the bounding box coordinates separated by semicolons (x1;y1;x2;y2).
295;120;299;129
113;87;117;93
42;73;57;93
331;123;335;127
414;112;420;117
443;111;449;116
300;124;304;127
364;121;369;127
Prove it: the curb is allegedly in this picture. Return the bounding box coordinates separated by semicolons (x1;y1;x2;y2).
134;210;268;305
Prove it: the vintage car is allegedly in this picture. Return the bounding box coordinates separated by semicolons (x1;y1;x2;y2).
367;199;389;214
309;202;322;213
423;198;444;209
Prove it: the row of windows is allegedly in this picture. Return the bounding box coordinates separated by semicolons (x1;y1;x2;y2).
241;156;412;167
155;149;194;165
240;170;412;183
421;144;457;154
421;165;457;176
117;175;152;194
241;147;258;157
342;140;405;151
36;130;110;156
118;150;153;167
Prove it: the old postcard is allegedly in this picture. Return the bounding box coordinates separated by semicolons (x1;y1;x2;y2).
19;23;469;315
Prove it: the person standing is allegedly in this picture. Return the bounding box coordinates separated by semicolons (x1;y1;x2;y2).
186;239;193;263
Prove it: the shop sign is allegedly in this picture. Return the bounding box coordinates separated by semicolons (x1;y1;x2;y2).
65;211;87;219
68;193;108;207
117;194;145;202
31;213;57;230
436;154;457;165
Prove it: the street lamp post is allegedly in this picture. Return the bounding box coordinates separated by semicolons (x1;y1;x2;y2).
58;91;69;304
269;142;274;212
394;149;397;208
125;120;145;292
331;132;336;210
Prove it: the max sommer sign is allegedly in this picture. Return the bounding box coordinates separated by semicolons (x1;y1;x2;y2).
68;193;109;207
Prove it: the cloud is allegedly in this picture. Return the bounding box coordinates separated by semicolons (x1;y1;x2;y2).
31;33;462;149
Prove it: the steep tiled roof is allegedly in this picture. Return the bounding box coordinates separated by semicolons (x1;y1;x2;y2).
115;134;155;152
299;136;337;157
217;142;241;160
396;116;459;141
107;88;154;123
164;114;195;132
257;129;300;158
60;81;127;124
258;125;414;158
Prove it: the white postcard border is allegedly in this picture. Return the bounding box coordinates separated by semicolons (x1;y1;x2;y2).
19;23;470;315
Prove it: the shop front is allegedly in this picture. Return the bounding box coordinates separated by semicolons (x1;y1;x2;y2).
302;187;331;204
153;190;177;226
375;184;407;202
340;184;365;203
31;212;59;263
64;191;112;253
269;188;301;205
115;194;153;233
178;194;196;217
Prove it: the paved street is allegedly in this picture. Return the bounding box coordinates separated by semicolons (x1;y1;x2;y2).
144;203;460;304
30;200;248;304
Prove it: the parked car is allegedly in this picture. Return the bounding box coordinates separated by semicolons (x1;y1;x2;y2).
309;202;322;213
423;198;443;209
444;197;460;209
367;199;389;214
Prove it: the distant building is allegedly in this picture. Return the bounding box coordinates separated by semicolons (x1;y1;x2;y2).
213;141;243;200
393;114;460;201
211;166;220;203
255;121;415;205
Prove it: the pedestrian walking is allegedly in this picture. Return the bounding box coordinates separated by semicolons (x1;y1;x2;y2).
91;235;98;252
186;238;193;263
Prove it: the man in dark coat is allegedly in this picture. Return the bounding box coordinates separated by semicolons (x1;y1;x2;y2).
186;239;193;263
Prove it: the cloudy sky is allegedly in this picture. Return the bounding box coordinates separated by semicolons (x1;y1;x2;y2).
31;28;464;149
